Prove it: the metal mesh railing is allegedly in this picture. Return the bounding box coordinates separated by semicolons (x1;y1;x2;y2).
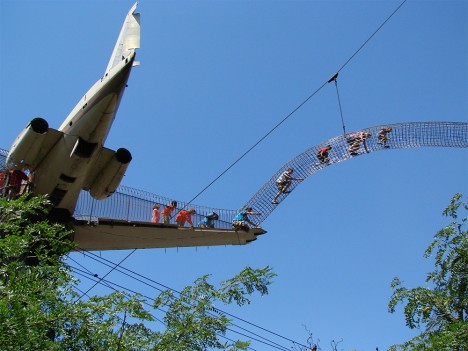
73;186;237;229
1;121;467;229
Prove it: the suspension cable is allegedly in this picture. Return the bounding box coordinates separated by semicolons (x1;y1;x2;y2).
336;0;408;74
179;81;328;212
328;73;346;135
183;0;408;207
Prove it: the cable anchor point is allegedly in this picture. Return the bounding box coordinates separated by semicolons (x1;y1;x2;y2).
328;72;339;83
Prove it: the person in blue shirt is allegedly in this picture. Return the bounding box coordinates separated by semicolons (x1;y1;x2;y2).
199;212;219;228
232;207;261;231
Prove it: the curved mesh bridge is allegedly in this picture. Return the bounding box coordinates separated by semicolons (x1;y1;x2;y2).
1;121;467;231
243;121;468;224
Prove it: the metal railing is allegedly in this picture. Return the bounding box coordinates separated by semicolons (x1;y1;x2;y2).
74;186;237;229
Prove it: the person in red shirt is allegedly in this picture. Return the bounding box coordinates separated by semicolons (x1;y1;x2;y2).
161;200;178;224
0;169;8;197
316;145;332;164
0;169;7;189
175;208;196;228
8;169;29;199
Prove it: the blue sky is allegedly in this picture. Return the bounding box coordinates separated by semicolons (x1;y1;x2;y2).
1;1;467;350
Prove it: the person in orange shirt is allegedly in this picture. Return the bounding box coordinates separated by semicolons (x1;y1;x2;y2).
161;200;177;224
175;208;196;228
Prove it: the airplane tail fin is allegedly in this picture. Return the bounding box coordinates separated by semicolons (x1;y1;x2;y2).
105;2;140;74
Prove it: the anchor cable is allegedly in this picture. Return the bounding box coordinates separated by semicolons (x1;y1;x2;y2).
184;0;408;206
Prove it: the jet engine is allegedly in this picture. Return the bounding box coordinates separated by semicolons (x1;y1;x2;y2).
88;148;132;199
6;118;49;170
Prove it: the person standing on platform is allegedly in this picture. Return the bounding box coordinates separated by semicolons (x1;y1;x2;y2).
176;208;196;228
161;200;177;224
199;212;219;228
151;204;161;223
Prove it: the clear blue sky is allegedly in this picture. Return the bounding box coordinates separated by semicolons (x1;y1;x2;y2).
1;1;467;350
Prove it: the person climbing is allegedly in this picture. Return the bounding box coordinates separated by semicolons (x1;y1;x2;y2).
175;208;196;228
316;145;333;163
377;127;392;148
347;131;371;156
272;168;303;204
232;207;261;231
151;204;161;223
199;212;219;228
161;200;177;224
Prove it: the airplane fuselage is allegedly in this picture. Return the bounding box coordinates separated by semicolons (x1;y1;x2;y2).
6;4;140;220
32;54;135;214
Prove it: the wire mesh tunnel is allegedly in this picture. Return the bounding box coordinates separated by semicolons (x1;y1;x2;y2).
1;121;467;229
242;121;468;225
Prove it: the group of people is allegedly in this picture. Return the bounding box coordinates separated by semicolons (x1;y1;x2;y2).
151;201;194;227
346;131;372;156
269;127;393;206
150;200;261;232
316;127;391;161
0;168;31;200
346;127;393;156
148;127;394;231
151;201;219;229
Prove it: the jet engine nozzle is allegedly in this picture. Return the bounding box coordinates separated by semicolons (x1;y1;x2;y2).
6;117;49;170
88;148;132;199
116;148;132;164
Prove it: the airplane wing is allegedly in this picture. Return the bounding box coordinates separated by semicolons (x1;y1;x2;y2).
72;218;266;251
33;128;64;168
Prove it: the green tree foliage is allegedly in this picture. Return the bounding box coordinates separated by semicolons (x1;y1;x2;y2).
388;193;468;350
0;195;276;350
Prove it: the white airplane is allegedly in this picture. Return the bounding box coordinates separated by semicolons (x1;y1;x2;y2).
4;3;266;251
6;4;140;220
